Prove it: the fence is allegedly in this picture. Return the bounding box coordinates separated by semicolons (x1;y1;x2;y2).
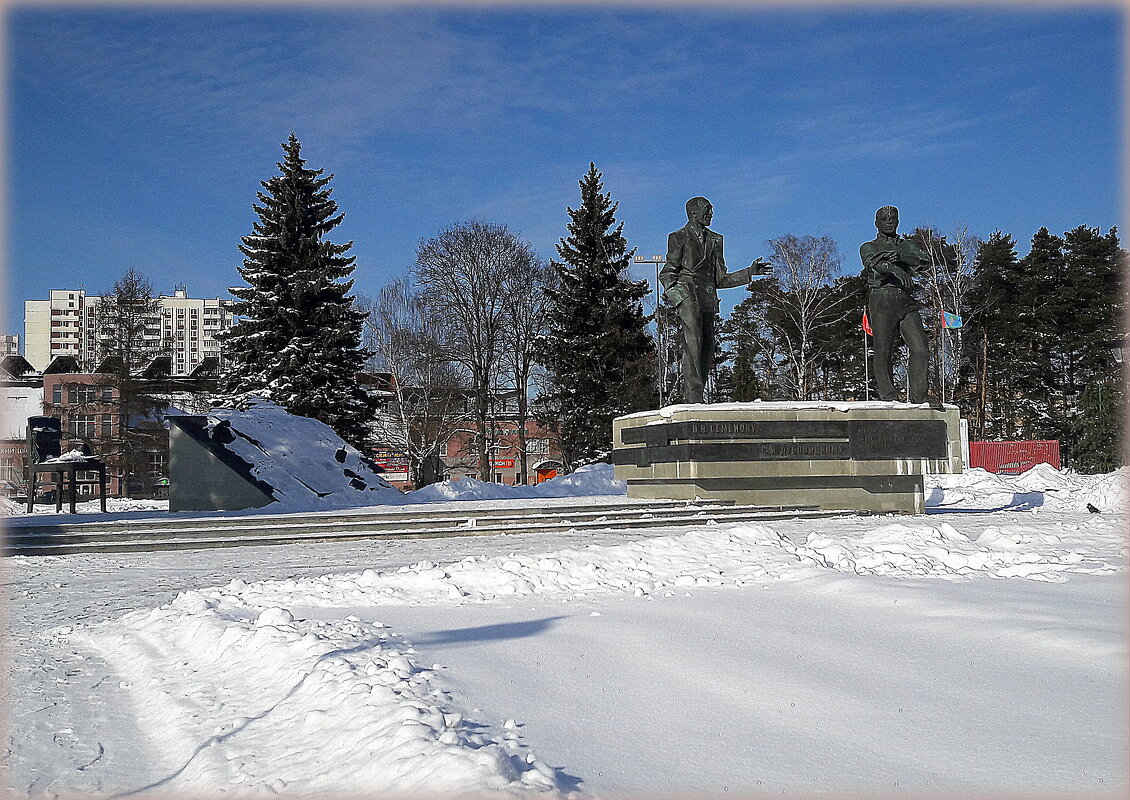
968;440;1061;474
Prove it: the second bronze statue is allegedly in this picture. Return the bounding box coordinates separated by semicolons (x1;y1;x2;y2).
660;197;771;404
859;205;932;405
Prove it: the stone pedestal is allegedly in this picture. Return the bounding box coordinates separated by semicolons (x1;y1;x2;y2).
612;402;962;515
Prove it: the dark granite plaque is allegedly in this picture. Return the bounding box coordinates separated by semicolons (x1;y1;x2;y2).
616;419;948;466
621;420;849;446
847;420;947;459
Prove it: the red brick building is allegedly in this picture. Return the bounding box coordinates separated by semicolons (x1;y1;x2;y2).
2;354;219;499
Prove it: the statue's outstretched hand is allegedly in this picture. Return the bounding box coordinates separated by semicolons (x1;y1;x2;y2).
748;258;773;276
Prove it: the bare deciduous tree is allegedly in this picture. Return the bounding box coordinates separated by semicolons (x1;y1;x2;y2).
89;268;172;497
413;221;539;480
500;259;554;483
764;235;848;400
361;280;469;488
914;225;981;403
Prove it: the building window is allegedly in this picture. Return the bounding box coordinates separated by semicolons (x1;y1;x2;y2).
69;385;97;404
100;415;113;437
147;451;167;478
69;415;97;439
101;386;114;401
1;457;21;484
52;384;62;404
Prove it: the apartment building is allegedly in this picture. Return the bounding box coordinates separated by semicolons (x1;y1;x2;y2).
1;335;19;356
24;286;236;375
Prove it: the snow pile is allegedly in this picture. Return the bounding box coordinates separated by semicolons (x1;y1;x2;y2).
146;514;1126;619
409;463;624;502
39;449;91;463
926;465;1128;513
200;397;401;510
788;519;1126;582
172;526;808;612
76;600;561;797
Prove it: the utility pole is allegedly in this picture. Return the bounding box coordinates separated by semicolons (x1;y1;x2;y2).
634;254;667;406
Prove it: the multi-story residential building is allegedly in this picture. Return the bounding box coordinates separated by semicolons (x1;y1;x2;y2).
23;286;236;375
1;335;20;356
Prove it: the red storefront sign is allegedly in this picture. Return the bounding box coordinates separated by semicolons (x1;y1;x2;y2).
490;458;515;469
968;440;1061;474
370;450;409;480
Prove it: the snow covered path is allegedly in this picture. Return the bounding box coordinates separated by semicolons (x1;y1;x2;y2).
4;525;659;797
3;469;1128;797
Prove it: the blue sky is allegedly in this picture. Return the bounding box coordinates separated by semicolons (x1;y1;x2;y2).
5;5;1123;332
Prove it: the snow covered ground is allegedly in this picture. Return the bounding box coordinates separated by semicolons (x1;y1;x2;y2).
3;464;1127;797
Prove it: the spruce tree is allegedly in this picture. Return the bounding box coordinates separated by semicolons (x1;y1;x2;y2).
534;163;655;469
220;133;374;448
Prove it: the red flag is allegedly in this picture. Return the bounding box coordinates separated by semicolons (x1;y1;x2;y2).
861;310;872;336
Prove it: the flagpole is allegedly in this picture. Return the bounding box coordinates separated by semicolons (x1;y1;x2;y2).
941;326;946;405
863;326;869;400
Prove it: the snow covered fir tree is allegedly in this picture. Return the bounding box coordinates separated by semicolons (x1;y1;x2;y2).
219;133;375;449
535;163;656;469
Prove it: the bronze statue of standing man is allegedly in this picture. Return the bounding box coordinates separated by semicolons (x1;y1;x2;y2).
859;205;931;404
661;197;770;404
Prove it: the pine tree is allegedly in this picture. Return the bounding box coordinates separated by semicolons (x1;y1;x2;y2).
809;274;869;400
967;231;1022;440
1014;227;1066;441
219;133;374;448
724;282;783;401
534;163;655;470
966;225;1124;469
1058;226;1124;469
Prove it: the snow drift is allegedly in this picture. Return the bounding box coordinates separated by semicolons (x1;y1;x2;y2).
408;463;624;503
925;463;1129;513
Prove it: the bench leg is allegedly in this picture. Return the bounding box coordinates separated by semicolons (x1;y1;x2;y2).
55;474;63;512
69;468;77;515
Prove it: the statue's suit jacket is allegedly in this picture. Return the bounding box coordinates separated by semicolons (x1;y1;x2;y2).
661;223;752;315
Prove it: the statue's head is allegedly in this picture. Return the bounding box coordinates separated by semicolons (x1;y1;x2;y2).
875;205;899;236
686;196;713;227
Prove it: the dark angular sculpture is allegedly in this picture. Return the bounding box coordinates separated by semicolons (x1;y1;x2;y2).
859;205;931;404
661;197;770;404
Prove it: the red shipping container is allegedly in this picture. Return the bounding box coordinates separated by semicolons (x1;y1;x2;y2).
968;440;1061;474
